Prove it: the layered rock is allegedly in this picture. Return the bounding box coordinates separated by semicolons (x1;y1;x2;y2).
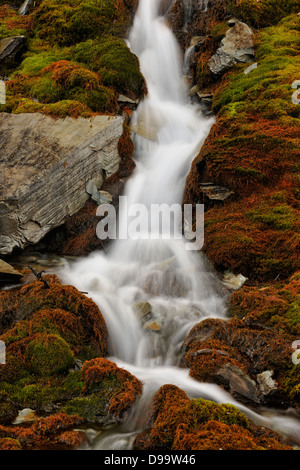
0;112;123;255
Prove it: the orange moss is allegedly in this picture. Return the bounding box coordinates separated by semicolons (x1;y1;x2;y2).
0;275;108;381
42;60;101;90
182;315;300;404
81;358;143;417
0;413;83;450
133;384;291;450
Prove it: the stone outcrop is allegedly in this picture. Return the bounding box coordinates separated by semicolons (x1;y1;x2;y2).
0;36;25;64
208;20;254;75
0;112;123;255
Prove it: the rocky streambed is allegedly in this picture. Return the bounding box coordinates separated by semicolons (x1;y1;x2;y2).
0;0;299;452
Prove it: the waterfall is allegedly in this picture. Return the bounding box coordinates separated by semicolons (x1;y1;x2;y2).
62;0;300;449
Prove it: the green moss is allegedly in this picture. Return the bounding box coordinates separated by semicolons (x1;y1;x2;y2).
30;76;63;103
227;0;298;27
63;394;109;423
189;399;249;429
73;37;145;97
19;51;70;76
66;85;116;113
26;333;74;376
32;0;128;47
247;204;295;230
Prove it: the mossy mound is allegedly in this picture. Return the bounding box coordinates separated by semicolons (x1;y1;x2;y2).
64;358;143;424
0;5;30;41
73;37;145;98
133;384;291;450
0;274;108;376
184;14;300;281
32;0;130;47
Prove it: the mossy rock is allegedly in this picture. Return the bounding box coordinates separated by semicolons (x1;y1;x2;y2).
64;358;143;424
133;385;291;450
73;37;145;98
26;333;74;377
184;14;300;280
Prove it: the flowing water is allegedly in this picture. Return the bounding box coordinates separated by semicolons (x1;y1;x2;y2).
62;0;300;449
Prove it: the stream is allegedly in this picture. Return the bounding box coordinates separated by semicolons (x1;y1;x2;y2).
59;0;300;449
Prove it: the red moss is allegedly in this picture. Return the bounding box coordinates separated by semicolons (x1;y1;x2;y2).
133;384;290;450
81;358;143;418
0;413;83;450
0;437;22;450
0;275;108;382
42;60;101;90
182;315;299;404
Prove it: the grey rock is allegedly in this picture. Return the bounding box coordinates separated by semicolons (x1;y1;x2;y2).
209;21;254;75
215;363;260;403
85;180;113;205
244;63;258;75
199;182;234;201
0;36;25;63
0;113;123;255
117;94;139;105
257;370;278;396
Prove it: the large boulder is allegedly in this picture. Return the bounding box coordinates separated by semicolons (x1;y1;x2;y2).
0;112;123;255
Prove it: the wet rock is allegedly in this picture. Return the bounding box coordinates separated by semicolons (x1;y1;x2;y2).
209;21;254;75
143;318;164;332
215;363;260;404
0;36;25;63
133;301;153;324
0;113;123;255
0;259;23;284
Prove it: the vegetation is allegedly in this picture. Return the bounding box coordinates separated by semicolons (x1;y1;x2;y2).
0;0;145;116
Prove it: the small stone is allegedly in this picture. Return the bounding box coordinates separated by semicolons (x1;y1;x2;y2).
244;63;258;75
13;408;38;425
257;370;278;396
117;94;139;105
143;318;164;332
222;271;248;290
199;182;234;203
133;301;153;323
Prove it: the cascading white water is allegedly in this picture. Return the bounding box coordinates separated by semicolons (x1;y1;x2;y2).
62;0;300;449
